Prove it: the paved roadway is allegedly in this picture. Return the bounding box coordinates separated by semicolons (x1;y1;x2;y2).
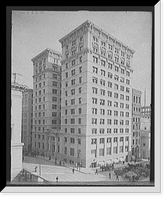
23;156;149;183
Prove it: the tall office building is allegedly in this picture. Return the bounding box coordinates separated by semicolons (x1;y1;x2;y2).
131;88;142;159
59;20;135;168
31;48;62;157
140;106;151;159
21;89;33;152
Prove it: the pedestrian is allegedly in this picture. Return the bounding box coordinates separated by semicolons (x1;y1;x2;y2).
72;167;75;174
95;169;98;175
55;158;57;165
109;172;111;179
35;166;37;172
116;174;119;181
56;176;58;182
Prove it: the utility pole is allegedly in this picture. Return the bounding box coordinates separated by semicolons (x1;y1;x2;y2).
12;72;23;84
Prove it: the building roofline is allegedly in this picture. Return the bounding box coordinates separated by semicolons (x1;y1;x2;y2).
31;48;62;62
59;20;135;54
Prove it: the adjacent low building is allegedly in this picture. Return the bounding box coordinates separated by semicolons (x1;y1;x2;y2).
11;82;25;181
21;89;33;152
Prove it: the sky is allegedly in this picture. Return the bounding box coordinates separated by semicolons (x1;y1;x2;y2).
12;10;152;106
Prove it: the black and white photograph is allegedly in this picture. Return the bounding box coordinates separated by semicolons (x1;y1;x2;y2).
5;5;161;193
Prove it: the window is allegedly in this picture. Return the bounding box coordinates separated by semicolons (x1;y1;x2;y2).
79;87;82;94
101;60;105;66
108;81;112;88
92;77;98;84
114;111;118;116
79;66;82;73
92;128;97;134
99;148;104;156
70;148;75;156
120;94;124;100
71;128;75;133
125;104;129;109
107;119;112;125
100;138;105;144
71;109;75;114
53;73;57;79
93;56;98;63
78;108;82;114
107;100;112;106
101;69;105;76
93;36;98;42
126;79;130;85
52;89;57;94
115;48;119;54
78;118;81;124
72;40;76;46
78;128;81;134
100;89;105;96
72;49;76;55
100;79;105;86
92;87;98;94
119;146;124;153
100;109;105;115
100;99;105;105
114;75;119;81
52;104;57;109
114;119;118;125
72;60;76;66
120;77;125;83
100;128;105;134
108;63;113;69
71;99;75;105
71;89;75;95
125;128;129;133
126;87;130;93
126;71;130;76
91;138;97;144
79;77;82;83
52;112;57;117
108;72;113;79
120;128;124;133
71;69;75;76
92;97;97;104
52;97;57;102
114;93;118;99
79;97;82;104
92;108;97;114
71;118;75;124
121;68;125;74
114;84;119;90
92;118;97;124
100;118;105;125
71;79;75;86
93;66;98;73
107;110;112;116
79;56;82;63
120;111;124;117
52;120;57;124
126;95;130;101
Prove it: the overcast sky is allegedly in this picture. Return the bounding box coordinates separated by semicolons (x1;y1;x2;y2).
12;10;152;106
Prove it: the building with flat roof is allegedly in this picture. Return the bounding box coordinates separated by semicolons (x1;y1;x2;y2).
131;88;142;159
21;89;33;152
31;48;62;158
59;20;135;168
140;106;151;159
